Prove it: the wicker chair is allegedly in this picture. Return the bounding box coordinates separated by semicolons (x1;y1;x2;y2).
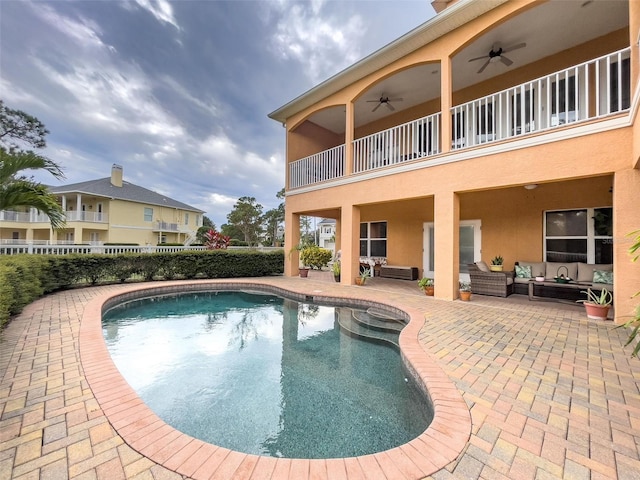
467;263;514;297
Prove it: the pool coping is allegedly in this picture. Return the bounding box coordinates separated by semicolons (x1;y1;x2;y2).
79;280;471;479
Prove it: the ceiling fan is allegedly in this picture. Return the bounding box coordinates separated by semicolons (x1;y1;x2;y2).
367;94;403;112
468;43;527;74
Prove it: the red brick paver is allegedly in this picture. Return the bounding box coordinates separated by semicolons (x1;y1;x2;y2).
1;274;639;479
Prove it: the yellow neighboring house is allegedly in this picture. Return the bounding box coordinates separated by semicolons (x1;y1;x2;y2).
269;0;640;320
0;164;204;246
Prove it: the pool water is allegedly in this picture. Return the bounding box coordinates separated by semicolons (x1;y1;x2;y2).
102;290;433;459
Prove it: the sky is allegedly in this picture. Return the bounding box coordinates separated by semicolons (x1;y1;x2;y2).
1;0;434;228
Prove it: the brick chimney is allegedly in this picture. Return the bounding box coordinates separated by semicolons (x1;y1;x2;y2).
111;164;123;187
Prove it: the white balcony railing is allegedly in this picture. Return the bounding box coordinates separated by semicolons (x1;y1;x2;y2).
288;47;631;188
353;113;441;174
65;211;109;223
0;210;51;223
289;144;344;189
451;47;631;150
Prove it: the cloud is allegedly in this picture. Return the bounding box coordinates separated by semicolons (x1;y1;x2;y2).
133;0;180;30
268;0;365;83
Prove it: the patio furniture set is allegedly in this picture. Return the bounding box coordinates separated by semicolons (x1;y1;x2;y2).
468;260;613;303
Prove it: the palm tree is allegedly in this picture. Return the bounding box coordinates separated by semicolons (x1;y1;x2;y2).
0;148;66;229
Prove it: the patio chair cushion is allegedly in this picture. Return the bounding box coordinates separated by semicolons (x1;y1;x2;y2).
577;262;612;283
475;261;490;272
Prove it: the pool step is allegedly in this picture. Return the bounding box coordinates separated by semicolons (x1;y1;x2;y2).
353;309;406;333
337;309;401;347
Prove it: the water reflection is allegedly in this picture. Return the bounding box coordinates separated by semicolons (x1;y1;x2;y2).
102;291;432;458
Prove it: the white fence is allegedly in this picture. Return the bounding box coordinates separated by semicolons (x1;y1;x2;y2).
0;245;282;255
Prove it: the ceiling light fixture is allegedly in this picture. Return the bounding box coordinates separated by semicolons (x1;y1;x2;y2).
524;184;538;190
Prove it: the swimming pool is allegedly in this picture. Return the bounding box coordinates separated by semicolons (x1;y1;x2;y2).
102;290;433;459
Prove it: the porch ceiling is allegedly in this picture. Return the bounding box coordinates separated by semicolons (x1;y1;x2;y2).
306;0;629;135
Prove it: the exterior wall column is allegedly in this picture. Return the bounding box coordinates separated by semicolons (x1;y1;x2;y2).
612;168;640;324
74;226;82;244
344;102;354;176
61;196;67;211
630;0;640;169
284;209;301;277
340;204;360;285
440;57;452;154
433;190;460;300
335;217;342;255
76;194;82;213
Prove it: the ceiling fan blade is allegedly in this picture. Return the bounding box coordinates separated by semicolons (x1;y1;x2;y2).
468;55;489;62
477;59;491;74
372;102;382;112
502;42;526;54
388;98;403;102
366;99;380;102
386;102;395;111
500;55;513;67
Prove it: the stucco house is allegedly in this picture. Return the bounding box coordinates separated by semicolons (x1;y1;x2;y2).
269;0;640;321
318;218;336;253
0;164;204;246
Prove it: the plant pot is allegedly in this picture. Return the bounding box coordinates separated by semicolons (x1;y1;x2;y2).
354;277;366;286
584;303;611;320
423;286;434;296
299;268;309;278
334;274;340;282
490;265;503;272
459;291;472;301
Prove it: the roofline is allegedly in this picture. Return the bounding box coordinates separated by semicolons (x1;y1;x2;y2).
49;188;206;214
267;0;508;124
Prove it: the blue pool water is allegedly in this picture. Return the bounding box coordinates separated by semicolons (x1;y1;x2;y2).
102;290;433;459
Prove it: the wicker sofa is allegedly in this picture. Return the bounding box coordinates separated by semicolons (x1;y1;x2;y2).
513;261;613;301
468;263;514;297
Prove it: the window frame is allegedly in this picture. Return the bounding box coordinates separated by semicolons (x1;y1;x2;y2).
144;207;153;222
543;207;612;264
359;221;387;258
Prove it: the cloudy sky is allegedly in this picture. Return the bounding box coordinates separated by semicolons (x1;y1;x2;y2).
1;0;434;227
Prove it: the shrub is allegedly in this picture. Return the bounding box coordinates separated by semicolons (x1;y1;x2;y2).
300;246;332;270
0;249;285;330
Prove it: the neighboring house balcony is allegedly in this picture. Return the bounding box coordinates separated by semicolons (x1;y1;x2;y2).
288;47;631;190
0;210;51;223
65;211;109;223
153;221;192;233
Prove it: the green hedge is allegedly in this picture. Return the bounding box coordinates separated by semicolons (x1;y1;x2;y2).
0;250;284;329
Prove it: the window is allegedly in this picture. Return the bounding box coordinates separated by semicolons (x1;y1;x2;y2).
144;207;153;222
551;75;577;125
360;221;387;257
476;101;494;142
512;88;535;134
610;57;630;113
544;208;612;263
184;213;189;225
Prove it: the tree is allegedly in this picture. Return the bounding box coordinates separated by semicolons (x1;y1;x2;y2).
262;188;285;246
195;216;217;244
300;215;314;245
0;100;65;229
226;196;264;246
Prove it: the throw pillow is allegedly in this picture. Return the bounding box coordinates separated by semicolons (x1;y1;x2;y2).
593;270;613;284
515;264;532;278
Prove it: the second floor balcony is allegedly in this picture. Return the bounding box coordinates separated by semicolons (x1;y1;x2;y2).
288;47;632;190
0;209;109;224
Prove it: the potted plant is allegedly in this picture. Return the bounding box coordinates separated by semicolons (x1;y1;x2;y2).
577;288;612;320
490;255;504;272
418;277;434;296
355;267;371;286
289;242;312;277
459;281;472;301
331;260;341;282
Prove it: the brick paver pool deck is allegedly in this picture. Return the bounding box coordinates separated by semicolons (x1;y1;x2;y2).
1;274;639;479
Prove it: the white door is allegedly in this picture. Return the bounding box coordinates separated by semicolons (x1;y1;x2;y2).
423;220;481;281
